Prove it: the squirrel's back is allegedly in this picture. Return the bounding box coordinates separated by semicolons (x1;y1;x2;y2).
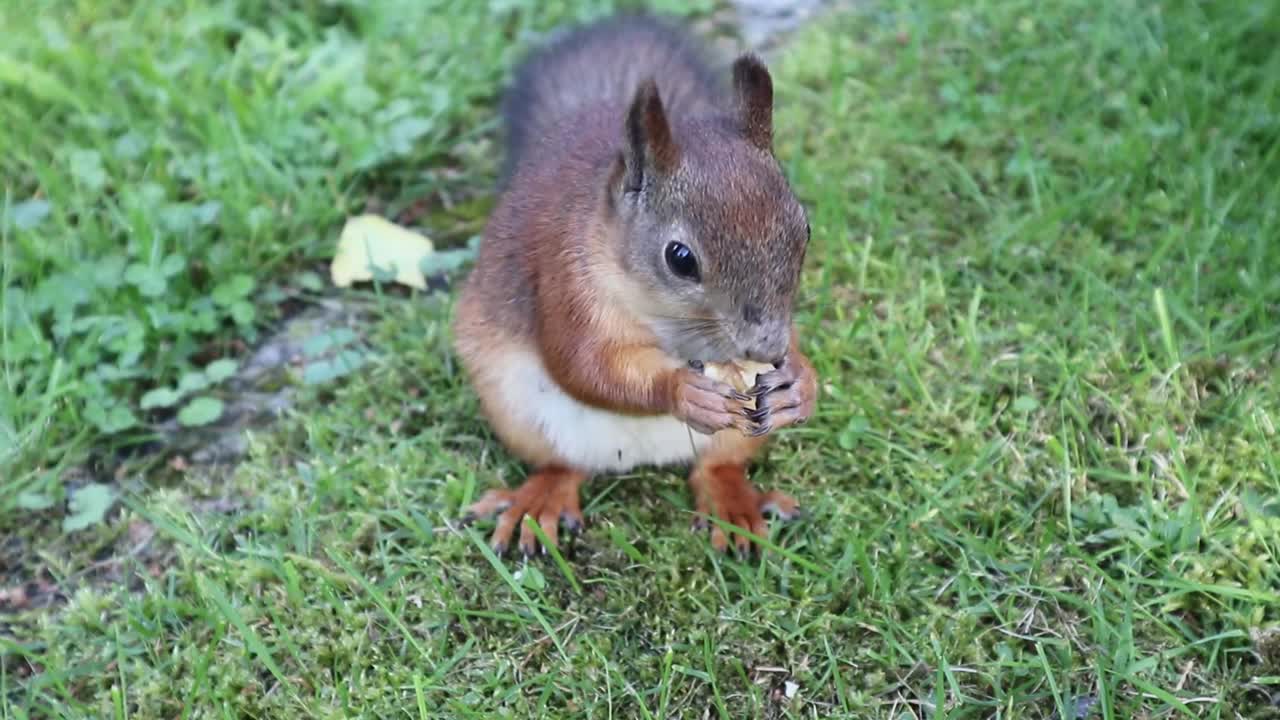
497;12;729;186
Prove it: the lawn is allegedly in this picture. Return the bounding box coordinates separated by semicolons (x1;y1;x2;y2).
3;0;1279;717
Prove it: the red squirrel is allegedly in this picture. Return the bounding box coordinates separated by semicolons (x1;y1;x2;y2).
452;12;818;558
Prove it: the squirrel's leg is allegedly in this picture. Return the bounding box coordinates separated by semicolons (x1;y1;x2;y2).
462;465;587;557
687;433;802;556
452;341;591;557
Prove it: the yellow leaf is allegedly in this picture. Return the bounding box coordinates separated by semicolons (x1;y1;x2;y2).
330;214;435;290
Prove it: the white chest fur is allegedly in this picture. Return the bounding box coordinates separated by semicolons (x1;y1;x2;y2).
496;350;712;473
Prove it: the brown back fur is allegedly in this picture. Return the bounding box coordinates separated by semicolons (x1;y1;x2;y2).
497;12;728;189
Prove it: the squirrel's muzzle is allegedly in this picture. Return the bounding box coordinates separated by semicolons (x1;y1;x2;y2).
739;319;789;367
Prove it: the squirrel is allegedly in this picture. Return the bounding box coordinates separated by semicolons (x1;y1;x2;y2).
452;11;818;558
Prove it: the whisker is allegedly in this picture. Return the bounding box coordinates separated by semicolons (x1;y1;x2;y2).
650;314;740;361
651;313;728;325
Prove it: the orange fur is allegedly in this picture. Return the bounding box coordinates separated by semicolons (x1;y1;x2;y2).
463;465;586;555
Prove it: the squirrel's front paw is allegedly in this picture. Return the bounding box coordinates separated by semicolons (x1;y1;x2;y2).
672;366;757;436
746;352;818;436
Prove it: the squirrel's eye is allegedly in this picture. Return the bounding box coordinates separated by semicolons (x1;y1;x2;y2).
664;241;700;281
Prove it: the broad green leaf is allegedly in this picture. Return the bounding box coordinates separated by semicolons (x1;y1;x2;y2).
229;300;255;325
204;359;238;383
94;254;128;289
295;270;324;292
838;416;870;450
8;198;51;230
63;483;116;533
85;402;138;433
179;372;210;393
212;275;255;306
17;492;56;511
68;149;107;191
302;328;357;357
1012;396;1040;413
419;246;476;276
192;201;221;225
161;253;187;277
113;131;147;160
140;387;182;409
302;349;369;385
124;263;167;297
178;397;224;427
517;565;547;591
387;116;433;154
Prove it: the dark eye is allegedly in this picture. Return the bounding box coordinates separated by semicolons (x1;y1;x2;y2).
664;241;700;281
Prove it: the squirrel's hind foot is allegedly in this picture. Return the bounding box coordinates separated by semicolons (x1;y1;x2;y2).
461;466;586;557
689;462;802;558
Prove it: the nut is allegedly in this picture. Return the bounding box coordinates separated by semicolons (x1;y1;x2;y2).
704;359;774;408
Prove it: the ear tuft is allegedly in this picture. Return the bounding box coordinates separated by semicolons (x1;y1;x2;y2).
731;53;774;152
623;78;679;192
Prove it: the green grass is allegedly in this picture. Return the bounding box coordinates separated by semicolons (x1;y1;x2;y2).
3;0;1280;717
0;0;624;506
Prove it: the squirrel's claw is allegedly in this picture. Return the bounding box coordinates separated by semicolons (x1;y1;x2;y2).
460;469;586;558
759;489;803;521
688;464;801;558
747;349;817;432
561;511;583;535
747;378;792;398
674;367;755;435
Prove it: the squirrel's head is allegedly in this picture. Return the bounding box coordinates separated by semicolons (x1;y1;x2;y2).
607;54;809;366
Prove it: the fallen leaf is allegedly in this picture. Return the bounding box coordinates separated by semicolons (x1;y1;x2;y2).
330;214;435;290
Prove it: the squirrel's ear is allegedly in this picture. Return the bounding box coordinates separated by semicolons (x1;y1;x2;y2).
622;78;679;193
731;53;774;152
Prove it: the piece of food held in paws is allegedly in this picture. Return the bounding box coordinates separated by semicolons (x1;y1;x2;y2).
702;359;775;400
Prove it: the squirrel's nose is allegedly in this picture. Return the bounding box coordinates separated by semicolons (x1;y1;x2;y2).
743;326;788;367
744;347;786;367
